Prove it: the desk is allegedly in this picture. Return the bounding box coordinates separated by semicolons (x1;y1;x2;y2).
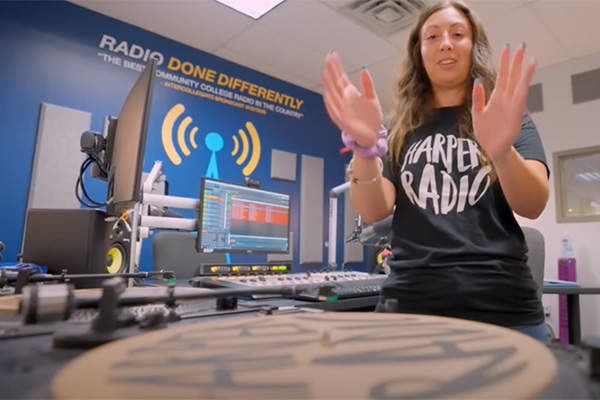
143;279;381;312
542;286;600;345
161;277;600;343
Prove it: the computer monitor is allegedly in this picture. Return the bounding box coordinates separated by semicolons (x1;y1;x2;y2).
197;178;291;254
105;57;157;216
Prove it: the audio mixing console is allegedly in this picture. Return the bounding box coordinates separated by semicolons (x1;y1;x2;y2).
191;271;386;301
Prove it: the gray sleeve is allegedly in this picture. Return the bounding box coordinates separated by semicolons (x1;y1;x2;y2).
513;112;549;178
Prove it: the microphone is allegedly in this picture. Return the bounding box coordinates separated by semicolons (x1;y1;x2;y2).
359;215;393;245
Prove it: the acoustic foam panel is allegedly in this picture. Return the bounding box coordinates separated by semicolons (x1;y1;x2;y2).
299;154;324;265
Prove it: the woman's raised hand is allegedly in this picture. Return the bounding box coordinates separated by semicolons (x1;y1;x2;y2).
321;51;383;148
471;43;536;165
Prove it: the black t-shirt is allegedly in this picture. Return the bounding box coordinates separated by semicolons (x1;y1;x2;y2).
380;106;548;327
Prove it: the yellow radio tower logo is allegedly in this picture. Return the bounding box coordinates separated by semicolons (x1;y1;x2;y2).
231;122;261;176
161;104;199;166
161;103;261;176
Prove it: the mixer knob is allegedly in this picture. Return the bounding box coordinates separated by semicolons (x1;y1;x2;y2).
324;276;330;281
278;277;284;281
259;276;266;282
240;279;247;283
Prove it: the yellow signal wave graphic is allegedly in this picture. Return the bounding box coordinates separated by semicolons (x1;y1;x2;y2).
231;122;261;176
161;104;200;165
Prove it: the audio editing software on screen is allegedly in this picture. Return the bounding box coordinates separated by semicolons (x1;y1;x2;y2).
199;179;290;253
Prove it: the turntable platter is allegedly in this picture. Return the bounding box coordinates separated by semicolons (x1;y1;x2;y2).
52;312;557;399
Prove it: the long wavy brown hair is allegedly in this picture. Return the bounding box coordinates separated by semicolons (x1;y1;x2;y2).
387;0;496;172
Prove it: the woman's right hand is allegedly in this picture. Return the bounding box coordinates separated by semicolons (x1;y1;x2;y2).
321;51;383;148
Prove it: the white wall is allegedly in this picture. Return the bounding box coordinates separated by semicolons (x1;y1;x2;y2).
516;51;600;338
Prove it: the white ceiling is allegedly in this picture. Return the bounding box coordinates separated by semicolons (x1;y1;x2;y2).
68;0;600;114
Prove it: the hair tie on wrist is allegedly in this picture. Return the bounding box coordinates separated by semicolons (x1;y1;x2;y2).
340;125;388;158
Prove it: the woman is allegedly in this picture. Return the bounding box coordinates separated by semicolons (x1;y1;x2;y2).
321;1;550;342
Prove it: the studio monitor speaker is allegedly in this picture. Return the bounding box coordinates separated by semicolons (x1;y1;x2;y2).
22;208;130;288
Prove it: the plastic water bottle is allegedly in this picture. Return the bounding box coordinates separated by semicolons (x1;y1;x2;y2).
558;233;576;344
561;234;574;257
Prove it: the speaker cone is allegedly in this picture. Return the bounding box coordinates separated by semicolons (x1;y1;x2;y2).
105;243;126;274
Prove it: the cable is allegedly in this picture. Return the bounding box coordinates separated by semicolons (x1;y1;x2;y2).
81;159;103;206
75;161;101;208
79;159;102;204
82;158;106;205
89;153;108;178
75;156;108;208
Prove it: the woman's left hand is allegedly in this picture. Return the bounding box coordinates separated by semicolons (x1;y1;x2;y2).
471;42;536;165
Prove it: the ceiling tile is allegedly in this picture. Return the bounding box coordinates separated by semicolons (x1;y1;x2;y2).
214;47;317;91
68;0;253;53
531;0;600;59
68;0;599;104
319;0;358;9
260;0;400;70
473;2;570;69
221;23;324;87
468;0;533;18
385;27;411;53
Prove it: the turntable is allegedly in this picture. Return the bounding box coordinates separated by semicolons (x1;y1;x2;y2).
1;276;600;399
47;312;591;400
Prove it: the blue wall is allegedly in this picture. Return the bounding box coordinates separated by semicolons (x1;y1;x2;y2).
0;1;361;272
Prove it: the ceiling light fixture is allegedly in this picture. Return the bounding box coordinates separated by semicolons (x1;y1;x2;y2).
576;172;600;182
213;0;286;19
